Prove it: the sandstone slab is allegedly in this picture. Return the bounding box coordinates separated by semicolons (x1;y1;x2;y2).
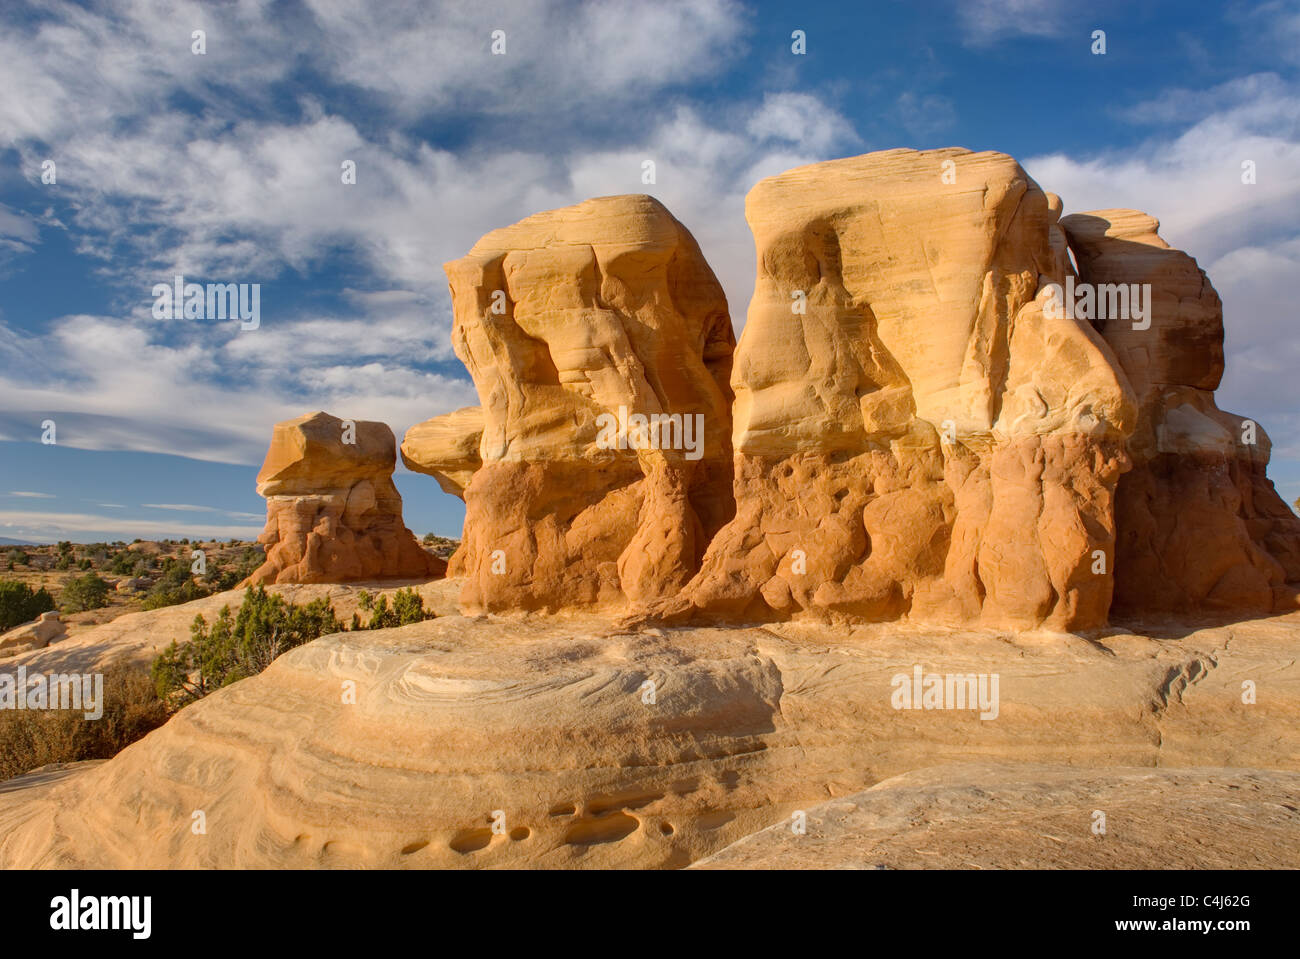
0;612;65;657
2;598;1298;868
693;764;1300;869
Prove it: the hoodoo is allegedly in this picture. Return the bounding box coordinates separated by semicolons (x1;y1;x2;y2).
404;194;736;613
246;411;443;585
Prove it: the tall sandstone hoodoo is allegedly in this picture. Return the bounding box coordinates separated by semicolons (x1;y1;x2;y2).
403;194;736;612
1061;210;1300;615
665;148;1137;630
246;411;444;585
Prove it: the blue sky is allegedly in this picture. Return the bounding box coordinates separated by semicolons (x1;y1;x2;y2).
1;0;1298;544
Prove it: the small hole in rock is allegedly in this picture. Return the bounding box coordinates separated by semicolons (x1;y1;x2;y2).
449;828;493;854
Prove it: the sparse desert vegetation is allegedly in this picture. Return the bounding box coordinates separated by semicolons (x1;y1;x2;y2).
0;668;169;781
0;580;56;632
0;535;451;635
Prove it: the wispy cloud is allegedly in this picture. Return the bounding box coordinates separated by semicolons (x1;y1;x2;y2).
1024;73;1300;464
0;510;262;542
954;0;1068;45
142;503;262;521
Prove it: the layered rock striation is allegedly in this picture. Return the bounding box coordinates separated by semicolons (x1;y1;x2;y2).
405;194;736;612
246;412;443;585
3;602;1299;868
1061;210;1300;614
668;148;1136;630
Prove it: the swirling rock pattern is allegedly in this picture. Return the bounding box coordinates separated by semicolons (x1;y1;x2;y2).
3;600;1300;868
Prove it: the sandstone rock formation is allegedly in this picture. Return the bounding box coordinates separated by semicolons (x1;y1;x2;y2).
694;764;1300;869
246;412;444;585
400;405;483;499
412;149;1299;631
666;148;1136;630
409;194;736;611
2;597;1298;868
1061;210;1300;615
0;611;65;657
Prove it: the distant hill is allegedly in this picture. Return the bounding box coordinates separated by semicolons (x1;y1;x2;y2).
0;537;38;546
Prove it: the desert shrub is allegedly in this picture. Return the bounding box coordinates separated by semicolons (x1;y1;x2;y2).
6;548;28;568
151;587;342;708
139;558;211;610
60;572;111;612
108;549;142;575
0;580;56;630
203;569;238;592
361;588;434;629
0;669;169;781
202;546;264;592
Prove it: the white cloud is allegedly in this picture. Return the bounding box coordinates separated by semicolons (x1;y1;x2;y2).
0;510;262;542
1117;73;1295;127
7;491;54;498
1023;75;1300;477
955;0;1067;44
894;92;957;139
139;504;264;521
0;204;38;244
301;0;747;115
0;66;860;463
0;312;479;465
746;92;860;154
1025;78;1300;262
